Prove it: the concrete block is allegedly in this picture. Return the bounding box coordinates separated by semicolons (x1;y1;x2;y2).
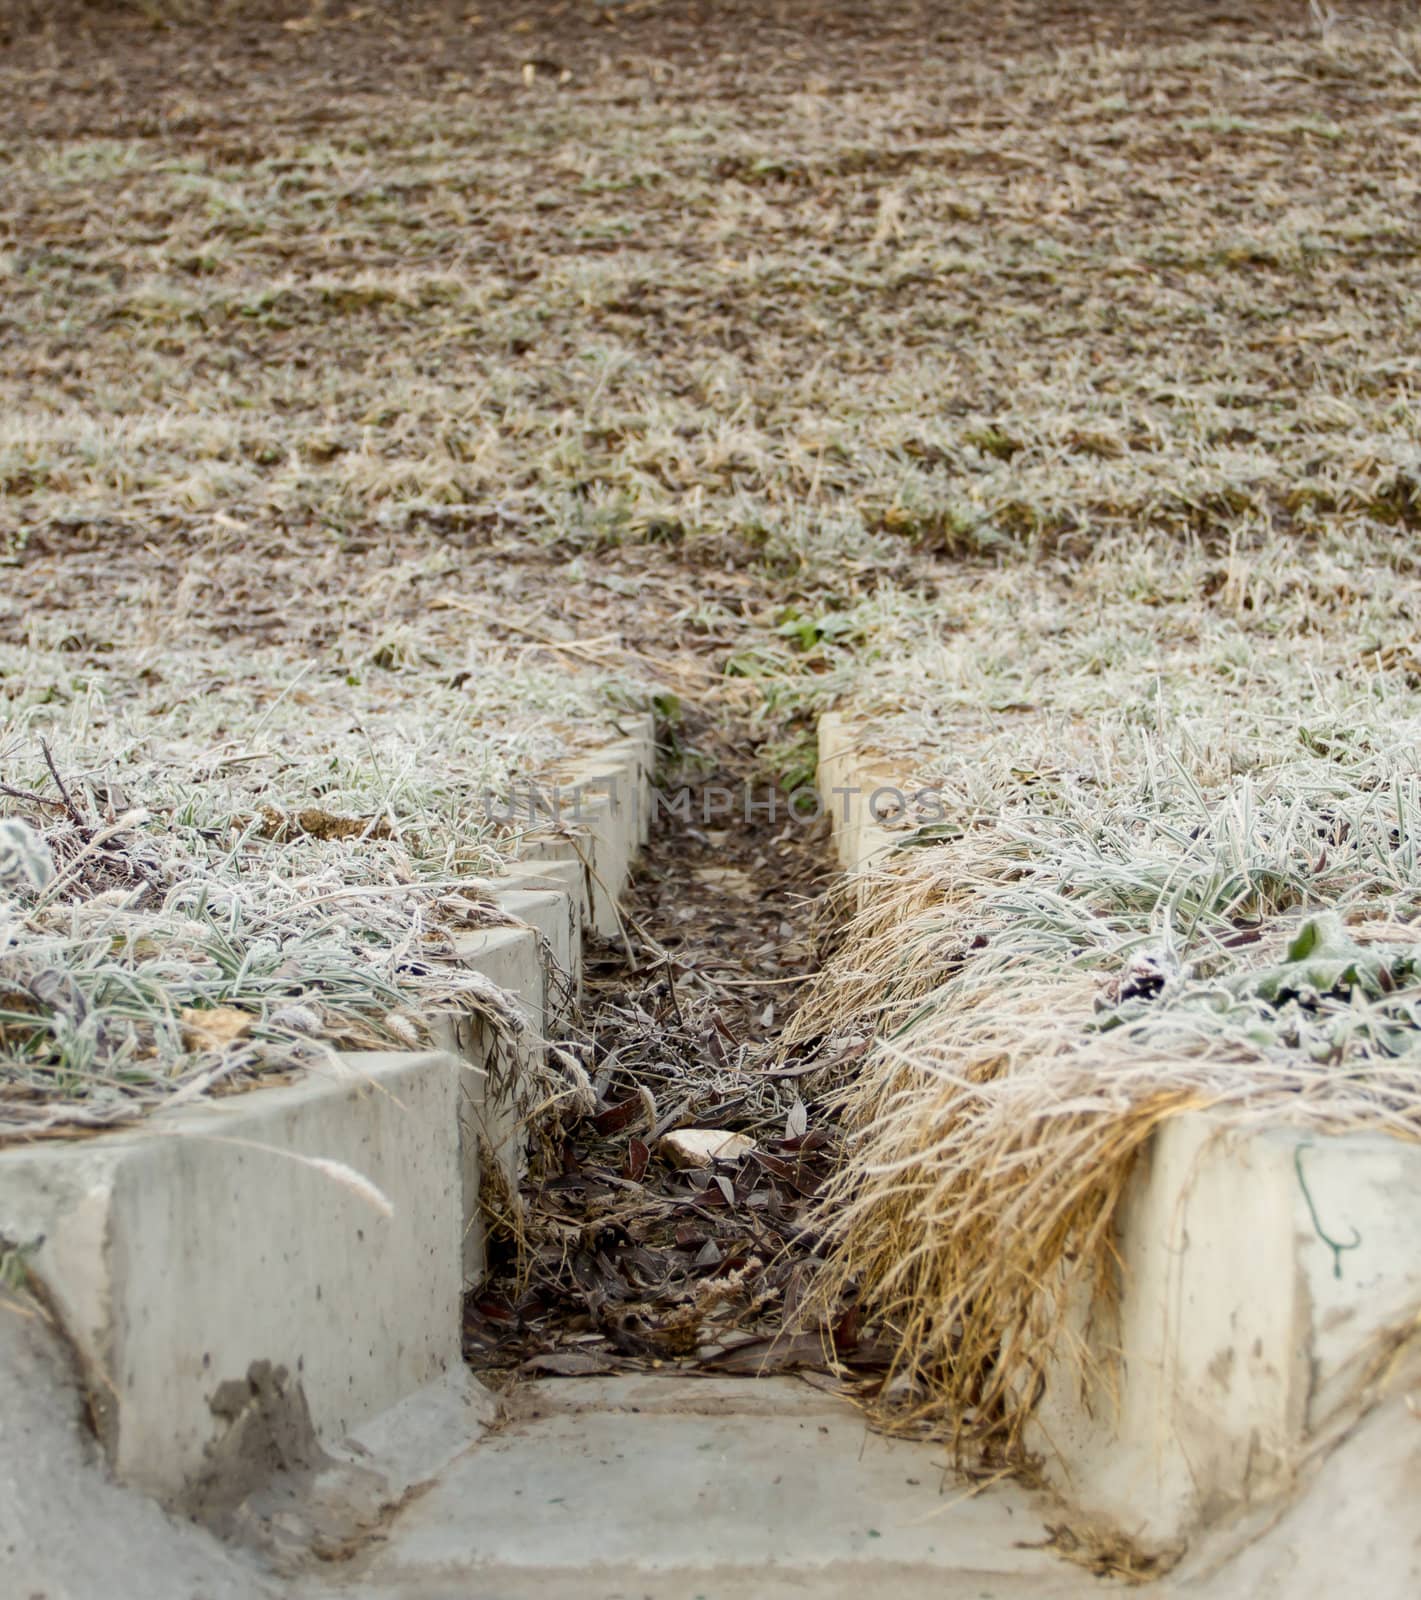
1028;1111;1421;1540
522;718;656;938
449;923;546;1036
511;845;592;930
497;883;581;1020
604;728;656;847
816;711;900;890
428;926;545;1287
0;1051;464;1506
413;724;654;1288
573;787;635;938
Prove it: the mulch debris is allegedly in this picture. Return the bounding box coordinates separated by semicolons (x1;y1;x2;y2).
464;764;888;1390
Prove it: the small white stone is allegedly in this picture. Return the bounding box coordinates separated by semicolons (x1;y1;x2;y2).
660;1129;757;1169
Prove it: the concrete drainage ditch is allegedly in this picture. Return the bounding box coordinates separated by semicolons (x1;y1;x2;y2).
2;710;1418;1599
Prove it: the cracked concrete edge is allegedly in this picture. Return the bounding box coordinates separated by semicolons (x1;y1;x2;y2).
814;710;1421;1544
0;714;657;1516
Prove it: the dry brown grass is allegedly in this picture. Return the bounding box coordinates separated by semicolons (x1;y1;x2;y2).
792;818;1421;1458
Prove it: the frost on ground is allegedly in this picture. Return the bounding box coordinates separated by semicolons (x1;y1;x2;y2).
1;0;1420;1486
0;535;647;1134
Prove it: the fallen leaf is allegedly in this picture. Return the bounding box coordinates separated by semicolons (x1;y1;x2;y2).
624;1136;650;1181
250;806;392;842
592;1096;643;1134
702;1331;895;1376
700;1332;831;1374
519;1350;621;1377
179;1006;253;1052
691;866;756;897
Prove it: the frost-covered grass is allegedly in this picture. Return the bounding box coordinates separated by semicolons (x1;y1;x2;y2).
6;5;1416;579
4;0;1421;1180
795;516;1421;1454
0;534;645;1135
814;519;1421;1059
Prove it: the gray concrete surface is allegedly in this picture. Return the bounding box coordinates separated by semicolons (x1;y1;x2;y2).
0;1050;464;1505
310;1375;1082;1600
7;1328;1417;1600
1031;1111;1421;1541
0;1304;277;1600
1172;1344;1421;1599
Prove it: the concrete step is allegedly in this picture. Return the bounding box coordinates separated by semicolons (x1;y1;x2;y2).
304;1375;1082;1600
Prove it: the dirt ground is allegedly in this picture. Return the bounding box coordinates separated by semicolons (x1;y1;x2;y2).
8;1;1354;125
8;0;1416;574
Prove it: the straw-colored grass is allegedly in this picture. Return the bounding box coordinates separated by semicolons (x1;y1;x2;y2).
794;843;1421;1458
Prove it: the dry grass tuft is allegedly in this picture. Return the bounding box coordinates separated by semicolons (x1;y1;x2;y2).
794;785;1421;1453
1028;1518;1184;1584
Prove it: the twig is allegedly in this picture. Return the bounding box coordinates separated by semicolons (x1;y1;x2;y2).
706;973;811;987
39;740;86;829
662;953;687;1030
30;810;150;910
0;780;63;810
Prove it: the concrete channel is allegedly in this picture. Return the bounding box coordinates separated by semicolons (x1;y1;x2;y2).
1;712;1417;1597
